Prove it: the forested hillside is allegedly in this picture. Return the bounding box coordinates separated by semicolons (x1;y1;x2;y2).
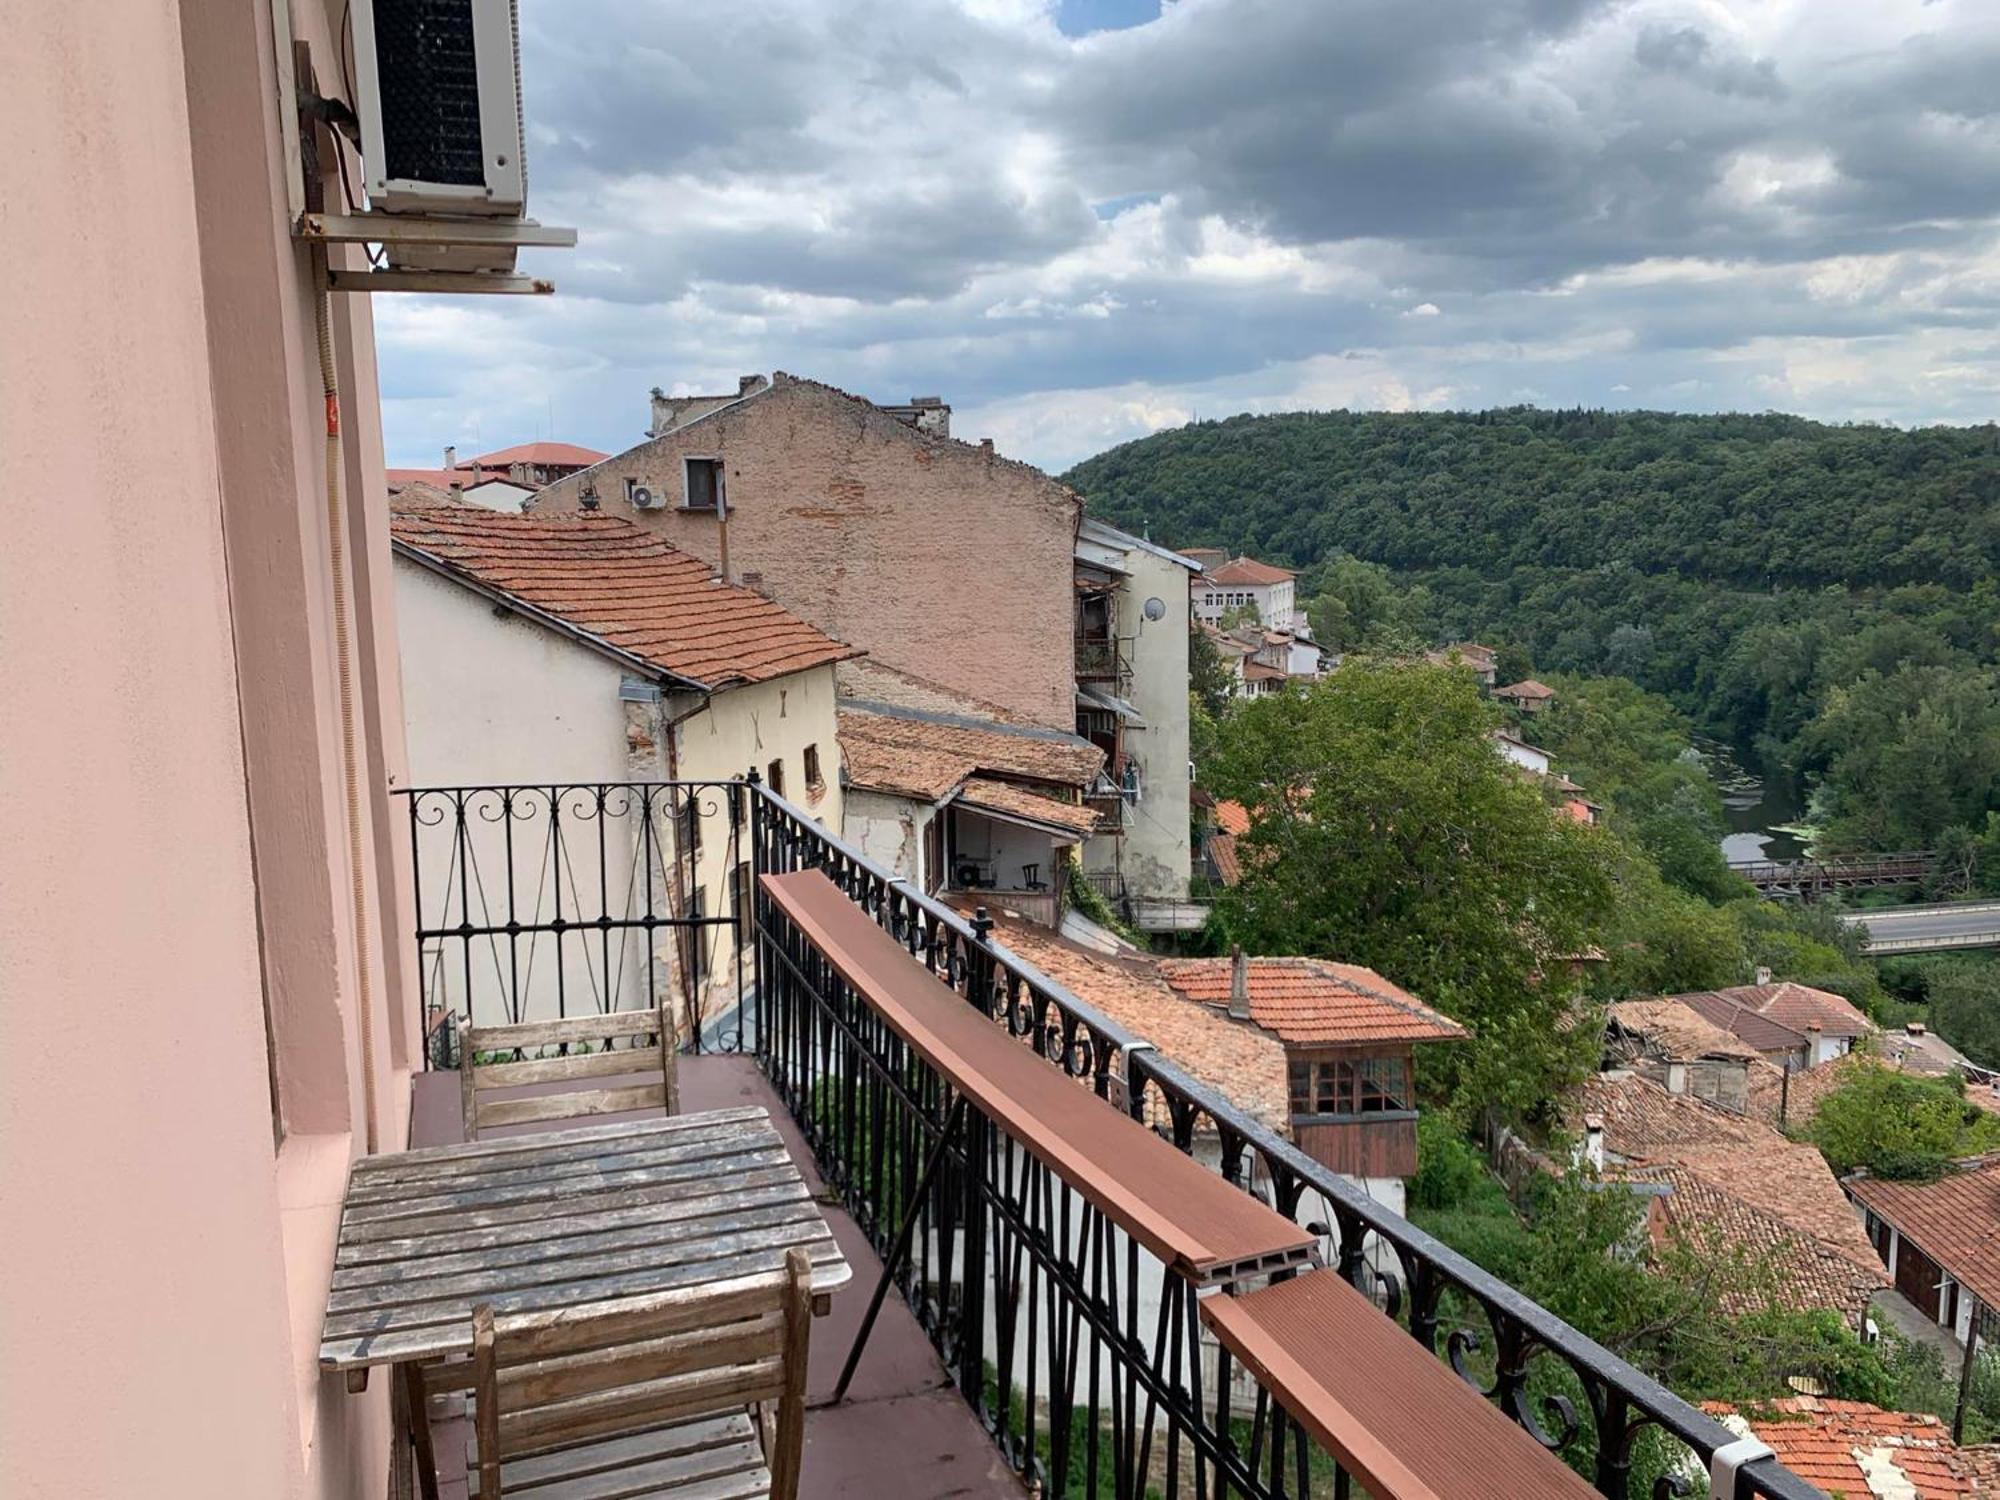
1068;409;2000;852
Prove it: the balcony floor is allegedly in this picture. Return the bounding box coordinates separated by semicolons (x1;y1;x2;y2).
407;1056;1027;1500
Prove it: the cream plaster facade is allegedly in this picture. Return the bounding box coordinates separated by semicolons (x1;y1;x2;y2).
394;555;841;1039
3;2;419;1494
535;376;1082;732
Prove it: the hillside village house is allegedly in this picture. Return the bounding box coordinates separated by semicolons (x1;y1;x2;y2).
1193;554;1305;632
1428;641;1501;688
534;373;1079;730
1670;978;1874;1071
391;503;852;1035
1496;678;1558;713
837;698;1102;927
388;440;608;513
1074;518;1201;930
1846;1156;2000;1351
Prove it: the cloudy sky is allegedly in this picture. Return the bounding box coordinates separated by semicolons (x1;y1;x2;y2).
377;0;2000;473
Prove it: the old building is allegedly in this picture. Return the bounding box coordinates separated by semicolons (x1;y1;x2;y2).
838;697;1101;928
391;503;853;1034
1157;951;1466;1214
1193;555;1303;632
1605;999;1761;1113
1570;1073;1886;1326
1496;678;1557;713
534;373;1081;731
1428;641;1500;689
1673;980;1875;1070
1702;1396;2000;1496
1073;518;1199;930
1847;1155;2000;1350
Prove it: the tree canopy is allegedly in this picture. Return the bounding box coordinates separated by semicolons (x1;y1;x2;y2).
1069;407;2000;853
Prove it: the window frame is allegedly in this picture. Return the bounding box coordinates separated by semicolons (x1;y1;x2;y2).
681;456;723;512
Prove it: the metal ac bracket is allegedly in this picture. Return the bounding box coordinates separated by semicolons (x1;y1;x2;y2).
299;213;577;295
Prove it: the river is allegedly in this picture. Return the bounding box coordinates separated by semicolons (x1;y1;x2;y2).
1695;737;1810;864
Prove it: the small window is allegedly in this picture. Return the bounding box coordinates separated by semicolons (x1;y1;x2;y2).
684;457;722;511
766;758;785;797
803;744;823;795
1287;1061;1311;1115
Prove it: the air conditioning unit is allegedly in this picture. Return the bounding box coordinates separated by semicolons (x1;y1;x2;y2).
351;0;525;218
629;485;662;511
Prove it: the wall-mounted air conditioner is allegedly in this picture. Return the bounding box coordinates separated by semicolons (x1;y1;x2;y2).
628;483;663;511
350;0;526;218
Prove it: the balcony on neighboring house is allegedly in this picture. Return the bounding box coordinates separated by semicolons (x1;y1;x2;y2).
400;776;1827;1500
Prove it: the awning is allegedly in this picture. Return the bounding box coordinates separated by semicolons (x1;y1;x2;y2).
1076;682;1146;726
950;778;1098;842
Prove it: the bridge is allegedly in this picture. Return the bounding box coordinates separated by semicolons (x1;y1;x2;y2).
1730;849;1934;898
1840;900;2000;956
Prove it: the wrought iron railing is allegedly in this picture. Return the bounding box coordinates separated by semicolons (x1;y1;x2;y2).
1076;632;1131;684
399;781;751;1065
743;777;1822;1500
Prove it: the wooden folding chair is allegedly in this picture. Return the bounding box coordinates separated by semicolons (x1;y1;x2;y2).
459;1004;680;1141
468;1247;812;1499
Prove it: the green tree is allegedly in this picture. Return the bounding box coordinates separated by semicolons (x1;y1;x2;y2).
1807;1063;2000;1180
1206;661;1618;1120
1187;622;1234;722
1924;960;2000;1071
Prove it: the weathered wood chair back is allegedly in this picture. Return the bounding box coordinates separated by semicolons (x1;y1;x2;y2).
471;1247;812;1499
459;1005;679;1141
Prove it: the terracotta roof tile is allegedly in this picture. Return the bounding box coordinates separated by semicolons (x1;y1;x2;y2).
1497;679;1556;700
1205;556;1295;586
1675;989;1811;1054
1156;958;1466;1046
955;777;1097;839
462;441;608;468
978;912;1291;1132
1705;1397;1975;1496
1573;1074;1887;1322
1847;1157;2000;1310
1608;999;1761;1062
1213;800;1251;837
390;505;855;690
1730;981;1876;1040
836;703;1102;803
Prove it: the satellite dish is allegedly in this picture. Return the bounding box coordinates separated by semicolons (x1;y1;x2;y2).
1143;596;1166;621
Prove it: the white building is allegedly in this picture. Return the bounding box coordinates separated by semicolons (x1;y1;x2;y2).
1073;519;1201;931
1193;555;1302;632
391;501;853;1038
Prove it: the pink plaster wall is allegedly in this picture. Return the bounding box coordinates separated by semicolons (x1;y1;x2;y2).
0;2;415;1494
537;378;1082;729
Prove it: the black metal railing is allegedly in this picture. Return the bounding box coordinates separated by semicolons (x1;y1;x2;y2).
399;781;753;1065
743;778;1822;1500
1076;633;1131;684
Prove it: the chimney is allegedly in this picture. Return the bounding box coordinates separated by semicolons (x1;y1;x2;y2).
444;445;458;469
579;484;600;512
1583;1113;1605;1172
1754;966;1772;986
979;437;994;456
739;374;768;396
1906;1020;1927;1036
1228;946;1250;1020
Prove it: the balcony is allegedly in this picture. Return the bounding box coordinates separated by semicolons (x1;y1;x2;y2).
402;778;1825;1500
1075;631;1131;686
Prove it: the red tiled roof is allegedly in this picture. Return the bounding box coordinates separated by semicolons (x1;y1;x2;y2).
836;704;1102;803
1497;679;1556;700
976;911;1291;1131
1635;1159;1884;1324
1673;989;1813;1054
1156;958;1466;1046
462;441;608;469
387;467;467;491
1243;662;1288;682
1571;1072;1774;1156
1847;1157;2000;1311
1607;999;1760;1062
1214;800;1251;837
954;777;1097;839
1703;1397;1974;1496
1732;981;1875;1040
1206;556;1295;586
390;505;856;690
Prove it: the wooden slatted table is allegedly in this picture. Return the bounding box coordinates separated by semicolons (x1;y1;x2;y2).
320;1105;849;1500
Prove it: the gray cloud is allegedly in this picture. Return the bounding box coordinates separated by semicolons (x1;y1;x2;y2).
378;0;2000;472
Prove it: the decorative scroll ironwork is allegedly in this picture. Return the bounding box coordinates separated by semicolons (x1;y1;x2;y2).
743;777;1825;1500
398;781;749;1065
